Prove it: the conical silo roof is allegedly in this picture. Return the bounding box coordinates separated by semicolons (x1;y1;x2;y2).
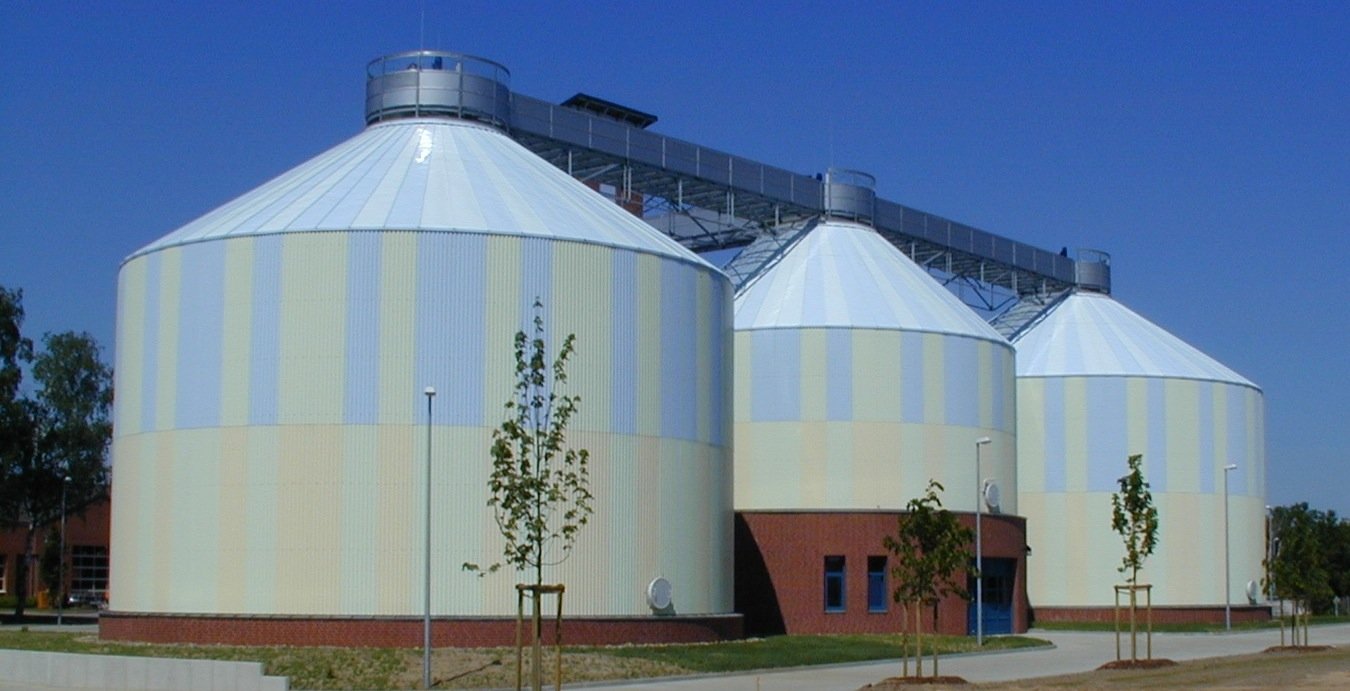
128;118;705;267
1013;291;1256;387
734;220;1005;342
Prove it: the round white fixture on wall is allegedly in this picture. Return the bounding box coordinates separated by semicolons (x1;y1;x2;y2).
646;577;673;611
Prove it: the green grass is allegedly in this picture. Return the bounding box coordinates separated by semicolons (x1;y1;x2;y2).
0;629;1051;688
587;633;1048;673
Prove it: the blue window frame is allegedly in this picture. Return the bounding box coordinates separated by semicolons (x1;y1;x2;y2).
867;556;887;613
824;555;846;612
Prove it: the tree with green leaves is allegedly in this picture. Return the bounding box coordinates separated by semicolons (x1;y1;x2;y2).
1110;453;1160;661
464;299;593;691
0;286;113;618
1265;502;1333;646
883;480;973;678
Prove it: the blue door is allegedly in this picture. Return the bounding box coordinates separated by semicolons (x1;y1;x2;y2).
967;557;1015;635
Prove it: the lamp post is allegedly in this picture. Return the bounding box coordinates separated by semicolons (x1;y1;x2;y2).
1223;463;1237;631
975;436;992;646
423;386;436;690
58;476;70;626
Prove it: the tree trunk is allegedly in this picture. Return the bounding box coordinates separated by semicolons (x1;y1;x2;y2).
531;591;543;691
12;525;35;618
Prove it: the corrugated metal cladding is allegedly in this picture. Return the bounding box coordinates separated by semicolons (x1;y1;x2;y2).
1014;292;1266;607
733;221;1017;513
109;117;735;618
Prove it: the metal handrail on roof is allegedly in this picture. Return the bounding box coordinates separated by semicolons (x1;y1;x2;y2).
506;91;1106;297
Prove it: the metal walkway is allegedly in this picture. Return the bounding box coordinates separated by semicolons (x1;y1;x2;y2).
508;91;1111;316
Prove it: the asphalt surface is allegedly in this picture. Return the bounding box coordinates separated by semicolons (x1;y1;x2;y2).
591;623;1350;690
2;620;1348;690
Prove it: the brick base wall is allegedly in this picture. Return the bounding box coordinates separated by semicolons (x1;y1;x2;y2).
735;511;1030;637
1032;605;1271;626
99;612;743;648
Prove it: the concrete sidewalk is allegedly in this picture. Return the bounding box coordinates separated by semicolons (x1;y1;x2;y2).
591;624;1350;690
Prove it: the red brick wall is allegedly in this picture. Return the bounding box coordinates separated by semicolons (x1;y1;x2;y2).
99;612;743;648
0;497;110;599
1032;605;1271;626
735;511;1029;637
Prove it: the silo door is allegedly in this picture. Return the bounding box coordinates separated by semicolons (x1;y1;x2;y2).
967;558;1015;636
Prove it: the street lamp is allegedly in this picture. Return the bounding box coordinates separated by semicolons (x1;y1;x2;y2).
975;436;992;646
58;475;70;627
1223;463;1237;631
423;386;436;690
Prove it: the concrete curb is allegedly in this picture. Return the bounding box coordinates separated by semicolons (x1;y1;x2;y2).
0;649;288;691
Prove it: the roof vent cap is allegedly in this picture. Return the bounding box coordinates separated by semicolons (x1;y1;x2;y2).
1074;249;1112;294
822;168;876;225
365;50;511;128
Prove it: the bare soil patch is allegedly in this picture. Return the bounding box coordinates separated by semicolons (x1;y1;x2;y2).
862;675;969;688
1096;657;1177;670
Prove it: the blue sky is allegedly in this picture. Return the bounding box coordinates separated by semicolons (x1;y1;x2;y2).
2;2;1346;515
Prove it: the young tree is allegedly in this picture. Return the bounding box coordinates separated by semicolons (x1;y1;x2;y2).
0;286;113;618
1265;503;1332;645
464;299;593;690
883;480;973;678
1110;454;1159;661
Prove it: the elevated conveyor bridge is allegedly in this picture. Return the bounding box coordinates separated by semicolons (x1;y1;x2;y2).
508;91;1107;320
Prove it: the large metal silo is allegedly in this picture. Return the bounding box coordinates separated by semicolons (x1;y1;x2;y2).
1014;290;1266;612
106;51;735;644
733;218;1017;513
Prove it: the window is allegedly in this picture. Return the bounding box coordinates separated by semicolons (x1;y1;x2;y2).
824;556;846;612
0;554;6;594
867;556;887;612
71;546;109;596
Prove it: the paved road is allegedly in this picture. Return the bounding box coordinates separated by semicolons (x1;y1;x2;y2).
591;624;1350;691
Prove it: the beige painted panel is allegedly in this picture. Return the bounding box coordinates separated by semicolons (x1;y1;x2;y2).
219;239;254;427
151;434;175;610
114;261;146;436
735;423;803;509
481;235;521;430
852;331;901;421
550;242;614;434
798;421;828;506
850;422;904;508
278;235;347;425
1017;379;1047;494
375;424;417;614
1062;378;1088;493
107;435;143;610
168;429;221;612
377;233;418;425
275;425;344;613
1021;492;1066;606
338;426;380;615
824;423;854;507
243;427;279;613
216;427;249;612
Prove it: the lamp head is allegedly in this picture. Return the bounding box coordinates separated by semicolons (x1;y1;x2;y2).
975;437;992;446
424;386;436;397
1224;464;1238;471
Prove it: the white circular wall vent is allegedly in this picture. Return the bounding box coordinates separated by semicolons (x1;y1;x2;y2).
646;577;673;610
983;480;1001;511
